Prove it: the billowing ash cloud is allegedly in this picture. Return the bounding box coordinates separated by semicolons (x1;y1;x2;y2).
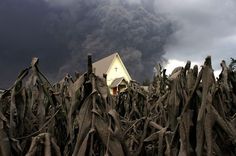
47;0;175;80
0;0;69;88
0;0;175;88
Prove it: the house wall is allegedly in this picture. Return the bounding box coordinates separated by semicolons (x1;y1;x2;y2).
106;56;131;87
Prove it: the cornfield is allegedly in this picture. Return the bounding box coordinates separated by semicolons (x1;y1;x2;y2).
0;55;236;156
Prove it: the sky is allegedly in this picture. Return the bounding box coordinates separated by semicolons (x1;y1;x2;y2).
0;0;236;88
155;0;236;74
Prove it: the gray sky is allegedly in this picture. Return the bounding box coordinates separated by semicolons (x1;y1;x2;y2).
0;0;173;87
0;0;235;88
155;0;236;73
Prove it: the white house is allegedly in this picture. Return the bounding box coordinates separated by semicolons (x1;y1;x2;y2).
93;53;132;95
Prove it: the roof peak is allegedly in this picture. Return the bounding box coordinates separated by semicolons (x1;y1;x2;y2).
92;52;119;77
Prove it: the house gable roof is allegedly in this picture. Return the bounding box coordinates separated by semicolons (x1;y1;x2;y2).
92;53;117;77
107;53;132;80
110;77;127;88
93;53;132;81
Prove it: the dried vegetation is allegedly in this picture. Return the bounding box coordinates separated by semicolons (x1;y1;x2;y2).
0;56;236;156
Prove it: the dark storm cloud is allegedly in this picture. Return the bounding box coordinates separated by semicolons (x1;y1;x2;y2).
46;0;174;80
0;0;69;88
0;0;175;88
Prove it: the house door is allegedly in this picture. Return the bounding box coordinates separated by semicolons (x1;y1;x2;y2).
112;87;117;95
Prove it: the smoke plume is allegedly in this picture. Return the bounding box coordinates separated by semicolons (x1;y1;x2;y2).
0;0;175;88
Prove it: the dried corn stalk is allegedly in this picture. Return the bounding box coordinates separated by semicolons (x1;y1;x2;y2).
0;56;236;156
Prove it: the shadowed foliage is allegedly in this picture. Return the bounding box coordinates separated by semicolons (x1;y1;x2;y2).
0;56;236;155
